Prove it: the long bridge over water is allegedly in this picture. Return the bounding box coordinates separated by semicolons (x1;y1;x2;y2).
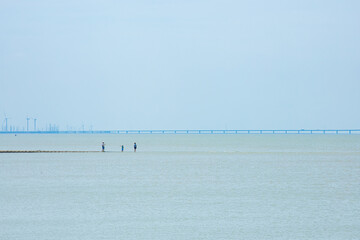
0;129;359;134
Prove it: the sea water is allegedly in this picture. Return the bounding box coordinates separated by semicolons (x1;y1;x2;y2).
0;134;359;240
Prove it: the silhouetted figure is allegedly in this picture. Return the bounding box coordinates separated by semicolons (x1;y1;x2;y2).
134;142;137;152
102;142;105;152
121;145;124;152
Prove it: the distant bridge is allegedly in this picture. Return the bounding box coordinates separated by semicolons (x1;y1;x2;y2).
0;129;359;134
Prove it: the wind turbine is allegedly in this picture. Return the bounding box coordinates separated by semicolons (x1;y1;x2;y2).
2;113;9;132
26;117;30;131
34;118;37;131
1;118;5;131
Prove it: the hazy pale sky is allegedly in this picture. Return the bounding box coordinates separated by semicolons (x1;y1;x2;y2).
1;0;359;130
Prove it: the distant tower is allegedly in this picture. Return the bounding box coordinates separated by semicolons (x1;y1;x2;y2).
26;117;30;131
33;119;37;131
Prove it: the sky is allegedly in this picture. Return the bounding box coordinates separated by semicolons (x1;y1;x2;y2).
0;0;359;131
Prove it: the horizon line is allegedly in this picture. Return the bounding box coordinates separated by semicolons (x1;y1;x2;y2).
0;129;359;134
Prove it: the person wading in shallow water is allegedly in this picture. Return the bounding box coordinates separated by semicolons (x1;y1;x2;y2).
121;145;124;152
134;142;137;152
102;142;105;152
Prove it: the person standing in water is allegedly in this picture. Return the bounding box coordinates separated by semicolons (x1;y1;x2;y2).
121;145;124;152
102;142;105;152
134;142;137;152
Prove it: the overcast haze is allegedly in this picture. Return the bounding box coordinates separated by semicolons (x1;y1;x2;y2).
1;0;359;130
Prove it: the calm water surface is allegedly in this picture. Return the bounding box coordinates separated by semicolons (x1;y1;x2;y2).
0;134;359;239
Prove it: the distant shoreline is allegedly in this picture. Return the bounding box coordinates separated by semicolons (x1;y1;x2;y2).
0;150;99;153
0;129;359;134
